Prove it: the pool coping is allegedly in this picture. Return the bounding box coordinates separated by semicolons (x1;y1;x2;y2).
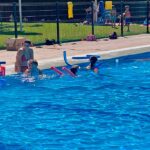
5;44;150;75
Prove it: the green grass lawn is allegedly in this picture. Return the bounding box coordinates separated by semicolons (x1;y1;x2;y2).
0;22;148;49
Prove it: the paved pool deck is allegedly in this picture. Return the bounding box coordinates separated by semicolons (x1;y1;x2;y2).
1;34;150;75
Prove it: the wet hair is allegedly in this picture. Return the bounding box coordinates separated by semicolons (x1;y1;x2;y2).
25;40;31;45
70;65;79;75
28;59;38;67
90;56;98;69
32;60;38;66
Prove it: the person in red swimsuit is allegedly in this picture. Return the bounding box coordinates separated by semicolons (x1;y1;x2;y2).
15;40;34;73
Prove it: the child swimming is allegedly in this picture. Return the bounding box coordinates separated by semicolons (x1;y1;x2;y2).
24;59;42;77
70;65;80;76
61;65;80;77
86;56;98;73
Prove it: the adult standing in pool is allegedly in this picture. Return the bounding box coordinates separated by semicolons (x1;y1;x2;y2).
15;40;34;73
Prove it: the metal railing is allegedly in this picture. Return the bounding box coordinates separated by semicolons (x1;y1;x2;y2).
0;1;149;48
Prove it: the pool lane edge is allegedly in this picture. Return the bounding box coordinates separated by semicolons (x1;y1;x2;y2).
6;45;150;75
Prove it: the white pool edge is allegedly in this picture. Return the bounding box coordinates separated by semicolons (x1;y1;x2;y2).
6;45;150;75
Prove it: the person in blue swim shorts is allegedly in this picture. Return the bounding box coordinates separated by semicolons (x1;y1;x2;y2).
124;5;131;32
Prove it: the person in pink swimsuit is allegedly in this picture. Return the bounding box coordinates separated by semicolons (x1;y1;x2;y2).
15;40;34;73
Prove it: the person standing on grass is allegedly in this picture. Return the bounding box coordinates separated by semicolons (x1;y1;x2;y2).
84;1;98;24
85;6;92;24
15;40;34;73
111;5;117;28
124;5;131;32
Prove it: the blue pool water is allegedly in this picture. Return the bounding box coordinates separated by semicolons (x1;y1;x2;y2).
0;52;150;150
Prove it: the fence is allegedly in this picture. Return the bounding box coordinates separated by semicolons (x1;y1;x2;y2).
0;1;149;48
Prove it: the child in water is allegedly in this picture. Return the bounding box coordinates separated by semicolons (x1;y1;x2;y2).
70;65;80;76
24;59;42;77
86;56;98;73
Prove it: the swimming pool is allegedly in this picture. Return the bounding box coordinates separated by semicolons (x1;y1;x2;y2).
0;52;150;150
